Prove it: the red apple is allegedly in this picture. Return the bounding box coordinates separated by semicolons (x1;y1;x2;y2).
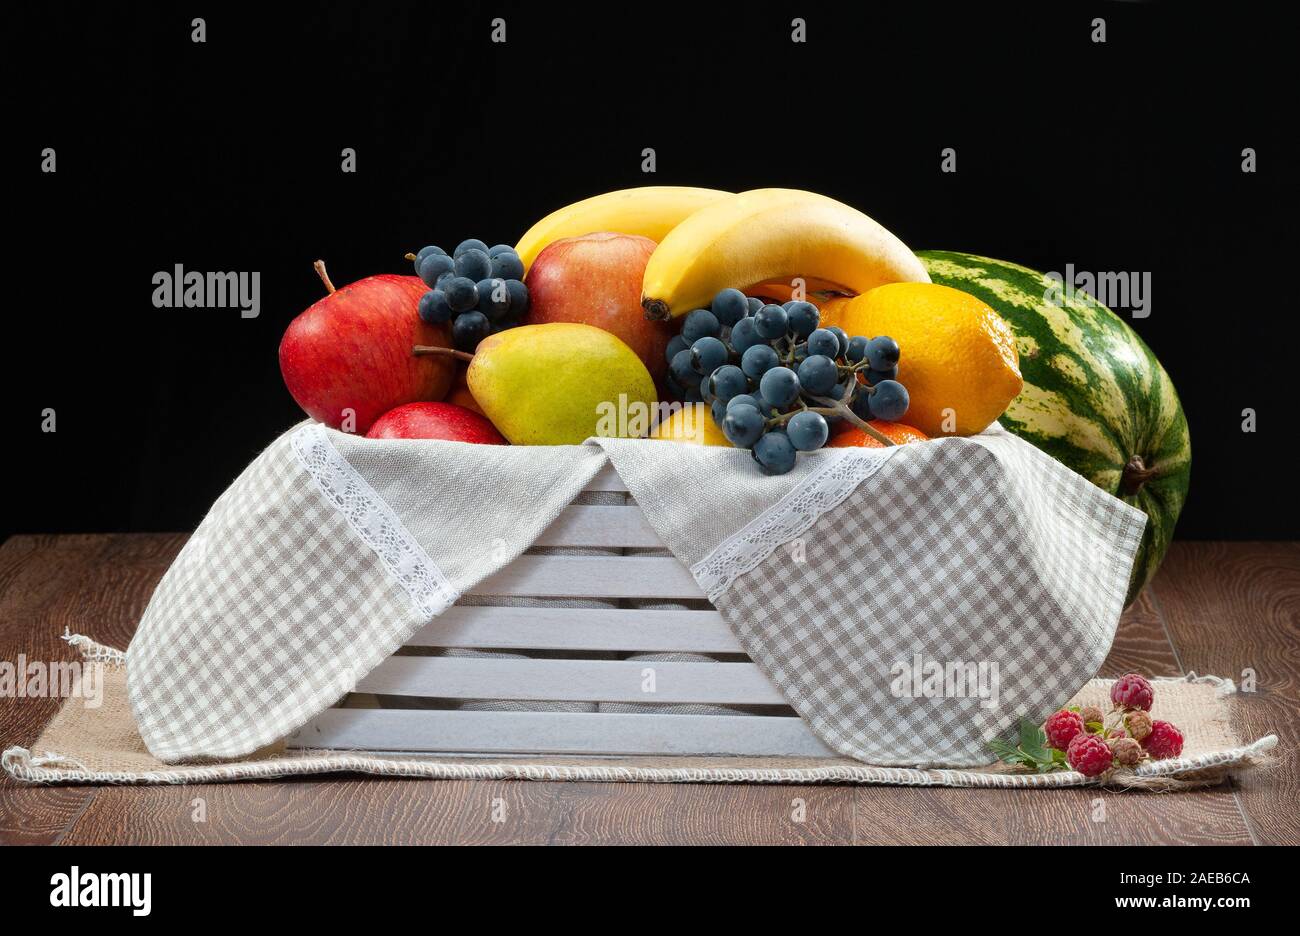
523;232;674;381
365;402;506;444
279;261;455;434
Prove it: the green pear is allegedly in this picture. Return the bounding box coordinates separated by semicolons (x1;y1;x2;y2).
467;323;658;445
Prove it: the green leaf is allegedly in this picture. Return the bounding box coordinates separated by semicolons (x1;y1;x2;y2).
1085;721;1104;732
1019;718;1048;762
988;738;1027;764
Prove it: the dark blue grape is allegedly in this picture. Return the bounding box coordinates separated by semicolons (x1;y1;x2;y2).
754;304;789;339
708;364;748;403
867;380;910;421
699;376;715;404
759;366;801;408
806;329;840;358
670;349;697;387
418;252;455;287
723;403;766;448
753;431;797;474
681;309;721;343
845;335;869;363
711;399;728;428
785;301;820;338
851;390;873;421
454;248;492;282
691;336;728;375
443;276;479;313
682;381;705;403
490;251;525;281
730;317;764;353
741;344;780;379
867;335;901;371
787;411;829;451
421;288;457;325
797;354;839;396
452;311;490;351
865;366;898;384
746;296;763;315
416;245;445;260
418;290;454;325
454;238;489;258
710;288;749;326
727;393;762;414
827;327;850;358
476;278;511;319
488;243;517;258
504;279;529;318
665;334;689;364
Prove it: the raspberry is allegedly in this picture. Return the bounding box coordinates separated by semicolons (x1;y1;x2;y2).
1110;673;1154;711
1079;705;1105;726
1044;709;1086;751
1141;720;1184;760
1108;736;1143;767
1067;733;1114;777
1124;710;1153;741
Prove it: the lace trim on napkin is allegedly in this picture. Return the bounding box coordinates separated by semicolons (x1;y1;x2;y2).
690;447;898;602
289;423;457;618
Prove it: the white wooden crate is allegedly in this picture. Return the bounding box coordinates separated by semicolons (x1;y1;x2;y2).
286;463;834;759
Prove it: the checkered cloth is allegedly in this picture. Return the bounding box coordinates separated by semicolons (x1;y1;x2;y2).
126;422;1145;765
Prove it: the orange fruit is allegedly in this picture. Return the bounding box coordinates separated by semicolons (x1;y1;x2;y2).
650;403;732;446
444;365;484;415
827;420;929;448
836;282;1022;437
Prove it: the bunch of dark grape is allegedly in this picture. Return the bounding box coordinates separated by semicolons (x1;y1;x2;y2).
408;240;529;351
665;289;910;474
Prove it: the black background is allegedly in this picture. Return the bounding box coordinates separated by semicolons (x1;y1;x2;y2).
7;2;1297;543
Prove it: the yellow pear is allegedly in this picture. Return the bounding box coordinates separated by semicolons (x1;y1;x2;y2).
651;403;733;446
467;323;657;445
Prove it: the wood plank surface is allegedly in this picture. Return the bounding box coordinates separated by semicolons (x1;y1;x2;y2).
288;708;832;756
356;656;786;704
408;605;742;653
468;555;704;599
1;535;1294;846
1149;542;1300;846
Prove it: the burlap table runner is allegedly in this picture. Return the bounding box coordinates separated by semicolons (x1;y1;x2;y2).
3;635;1276;788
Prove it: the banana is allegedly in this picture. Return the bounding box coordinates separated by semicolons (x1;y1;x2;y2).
515;186;732;272
640;189;930;320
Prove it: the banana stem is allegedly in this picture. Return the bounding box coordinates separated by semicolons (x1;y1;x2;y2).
642;298;672;322
413;345;474;363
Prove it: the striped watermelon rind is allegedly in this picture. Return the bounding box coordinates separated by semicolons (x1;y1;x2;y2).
918;250;1191;605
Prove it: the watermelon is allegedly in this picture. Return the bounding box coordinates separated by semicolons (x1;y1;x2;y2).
918;250;1190;606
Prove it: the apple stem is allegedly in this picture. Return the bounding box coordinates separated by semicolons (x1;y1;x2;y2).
314;260;337;295
413;345;475;363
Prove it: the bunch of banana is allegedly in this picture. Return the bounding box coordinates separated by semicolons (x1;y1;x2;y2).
514;186;731;272
640;189;929;320
513;186;928;319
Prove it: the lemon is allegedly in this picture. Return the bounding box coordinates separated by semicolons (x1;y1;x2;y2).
651;403;732;446
839;283;1023;437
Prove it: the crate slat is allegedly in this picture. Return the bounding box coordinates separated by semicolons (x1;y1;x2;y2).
469;556;704;599
356;656;785;704
409;606;742;653
287;708;833;757
532;505;663;548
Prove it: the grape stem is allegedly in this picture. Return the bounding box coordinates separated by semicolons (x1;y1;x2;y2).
809;382;897;446
413;345;474;363
403;252;419;262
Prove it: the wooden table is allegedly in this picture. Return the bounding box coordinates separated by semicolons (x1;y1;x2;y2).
0;535;1295;846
